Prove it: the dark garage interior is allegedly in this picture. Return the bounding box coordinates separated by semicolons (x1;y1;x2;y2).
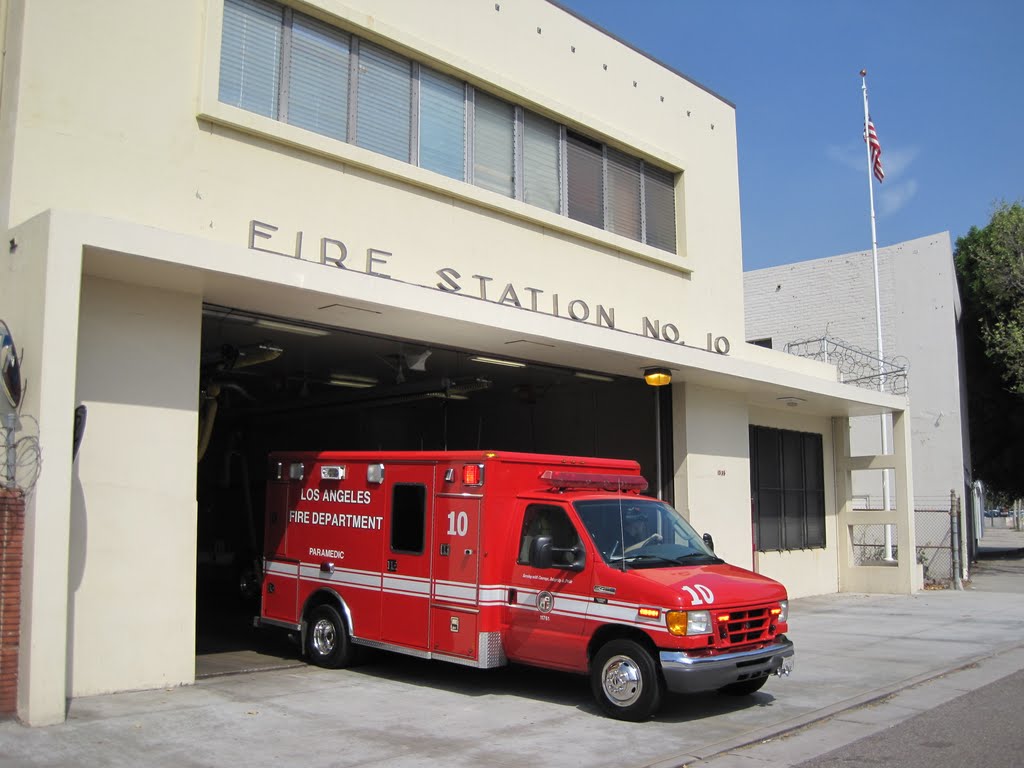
194;304;661;673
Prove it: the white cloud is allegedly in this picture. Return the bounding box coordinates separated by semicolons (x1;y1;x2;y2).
879;147;919;177
826;143;864;173
878;179;919;216
826;143;920;179
826;141;920;216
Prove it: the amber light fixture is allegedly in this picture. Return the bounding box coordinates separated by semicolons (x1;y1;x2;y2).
644;367;672;387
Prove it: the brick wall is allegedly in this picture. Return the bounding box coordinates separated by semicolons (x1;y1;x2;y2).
0;489;24;718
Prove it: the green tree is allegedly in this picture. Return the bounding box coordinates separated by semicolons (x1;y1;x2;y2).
955;201;1024;496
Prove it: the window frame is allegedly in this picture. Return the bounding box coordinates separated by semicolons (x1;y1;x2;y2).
215;0;680;256
516;503;582;567
749;425;826;552
389;482;427;555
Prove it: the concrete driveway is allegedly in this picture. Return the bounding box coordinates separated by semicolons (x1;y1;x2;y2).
3;535;1024;768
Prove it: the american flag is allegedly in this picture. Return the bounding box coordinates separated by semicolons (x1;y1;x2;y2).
865;118;884;183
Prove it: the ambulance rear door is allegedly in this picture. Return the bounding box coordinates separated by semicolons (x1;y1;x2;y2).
430;492;482;659
262;462;300;624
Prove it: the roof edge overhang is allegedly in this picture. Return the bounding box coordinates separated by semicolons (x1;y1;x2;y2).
38;209;900;421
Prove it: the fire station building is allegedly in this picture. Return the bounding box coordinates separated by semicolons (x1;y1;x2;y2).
1;0;916;725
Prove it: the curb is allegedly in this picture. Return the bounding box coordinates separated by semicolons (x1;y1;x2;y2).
640;638;1024;768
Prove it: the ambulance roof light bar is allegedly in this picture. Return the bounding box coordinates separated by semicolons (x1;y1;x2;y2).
539;470;648;492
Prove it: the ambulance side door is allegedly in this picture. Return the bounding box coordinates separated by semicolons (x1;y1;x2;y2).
380;464;434;650
505;501;593;671
430;494;481;659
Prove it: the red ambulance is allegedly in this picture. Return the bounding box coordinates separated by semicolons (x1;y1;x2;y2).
257;450;794;720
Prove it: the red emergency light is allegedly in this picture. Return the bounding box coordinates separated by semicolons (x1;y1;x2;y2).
539;470;648;492
462;464;484;486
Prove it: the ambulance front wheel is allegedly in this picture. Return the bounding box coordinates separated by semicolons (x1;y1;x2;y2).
591;639;664;721
306;604;354;669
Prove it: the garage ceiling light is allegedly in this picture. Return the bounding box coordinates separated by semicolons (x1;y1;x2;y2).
777;396;806;407
574;371;614;383
328;373;378;388
425;392;469;400
470;356;526;368
253;318;329;337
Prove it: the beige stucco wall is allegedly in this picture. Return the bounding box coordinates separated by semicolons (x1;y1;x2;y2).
4;0;743;348
676;392;841;600
70;276;201;696
676;385;754;571
748;407;840;598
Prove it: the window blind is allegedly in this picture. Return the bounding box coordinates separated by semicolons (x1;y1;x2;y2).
472;91;514;197
566;132;604;229
219;0;283;118
523;111;560;213
644;165;677;252
355;42;412;162
419;69;465;181
287;15;350;142
606;148;641;240
217;0;679;255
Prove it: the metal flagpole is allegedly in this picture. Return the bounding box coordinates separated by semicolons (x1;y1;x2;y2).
860;69;894;560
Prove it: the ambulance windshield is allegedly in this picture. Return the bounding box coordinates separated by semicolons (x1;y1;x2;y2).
574;498;723;568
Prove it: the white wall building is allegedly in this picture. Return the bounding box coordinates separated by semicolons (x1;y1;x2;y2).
745;232;972;574
1;0;917;725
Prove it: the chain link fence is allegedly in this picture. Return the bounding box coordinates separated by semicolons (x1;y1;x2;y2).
850;498;961;588
915;508;955;586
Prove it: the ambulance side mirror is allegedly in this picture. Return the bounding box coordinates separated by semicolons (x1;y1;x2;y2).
529;536;586;572
529;535;554;569
702;532;715;552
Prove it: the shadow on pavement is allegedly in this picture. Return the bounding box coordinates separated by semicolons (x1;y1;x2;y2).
342;649;765;722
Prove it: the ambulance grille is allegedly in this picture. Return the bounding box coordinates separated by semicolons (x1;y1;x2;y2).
718;606;774;647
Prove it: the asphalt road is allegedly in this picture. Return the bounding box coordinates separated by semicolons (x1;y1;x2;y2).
795;668;1024;768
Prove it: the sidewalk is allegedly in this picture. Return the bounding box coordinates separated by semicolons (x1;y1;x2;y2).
2;548;1024;768
976;520;1024;557
684;528;1024;767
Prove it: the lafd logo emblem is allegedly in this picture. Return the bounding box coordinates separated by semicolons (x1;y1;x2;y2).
536;591;554;614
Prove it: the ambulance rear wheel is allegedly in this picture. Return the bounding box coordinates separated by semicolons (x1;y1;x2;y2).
306;604;353;669
591;639;663;721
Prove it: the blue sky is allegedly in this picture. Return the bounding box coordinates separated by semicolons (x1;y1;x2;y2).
558;1;1024;270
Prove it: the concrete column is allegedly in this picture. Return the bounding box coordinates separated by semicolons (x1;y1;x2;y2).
833;417;855;590
892;408;923;592
836;407;920;594
4;212;83;724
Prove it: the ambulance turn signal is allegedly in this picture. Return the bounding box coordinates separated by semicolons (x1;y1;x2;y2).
666;610;712;636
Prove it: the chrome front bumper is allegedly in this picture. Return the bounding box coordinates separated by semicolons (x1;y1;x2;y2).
659;637;795;694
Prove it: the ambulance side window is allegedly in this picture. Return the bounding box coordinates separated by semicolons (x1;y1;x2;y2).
391;483;426;554
517;504;580;565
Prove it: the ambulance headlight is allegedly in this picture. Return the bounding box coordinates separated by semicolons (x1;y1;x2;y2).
666;610;712;636
777;600;788;623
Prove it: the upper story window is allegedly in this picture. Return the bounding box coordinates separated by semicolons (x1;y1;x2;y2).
218;0;678;254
